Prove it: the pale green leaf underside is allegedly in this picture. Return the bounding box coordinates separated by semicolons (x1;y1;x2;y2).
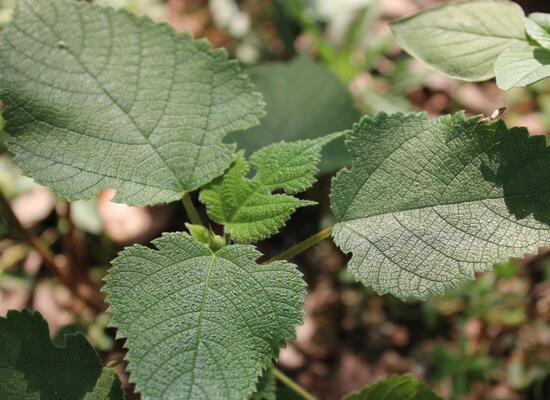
525;13;550;50
495;44;550;89
226;56;359;173
331;112;550;300
0;0;264;206
200;133;341;242
342;374;442;400
391;0;526;81
104;233;305;400
0;309;123;400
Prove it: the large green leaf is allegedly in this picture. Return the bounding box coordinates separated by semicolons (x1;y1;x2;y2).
391;0;526;81
0;0;264;206
343;374;442;400
525;13;550;50
330;112;550;300
494;44;550;89
201;133;341;242
104;232;305;400
226;56;360;173
0;309;123;400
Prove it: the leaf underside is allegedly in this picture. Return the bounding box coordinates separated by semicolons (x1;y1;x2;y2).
104;233;305;400
0;0;264;205
391;0;526;81
525;13;550;50
342;374;442;400
331;112;550;300
0;309;123;400
200;133;341;243
495;44;550;89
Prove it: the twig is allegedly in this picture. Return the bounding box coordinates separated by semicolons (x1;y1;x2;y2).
0;190;104;311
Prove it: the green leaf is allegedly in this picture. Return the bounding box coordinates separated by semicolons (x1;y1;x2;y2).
330;112;550;301
0;309;123;400
251;368;276;400
494;44;550;89
342;374;442;400
391;0;526;81
226;56;359;173
525;13;550;50
104;233;305;400
0;0;264;206
201;133;341;242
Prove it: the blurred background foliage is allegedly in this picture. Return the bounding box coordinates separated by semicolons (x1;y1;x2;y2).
0;0;549;399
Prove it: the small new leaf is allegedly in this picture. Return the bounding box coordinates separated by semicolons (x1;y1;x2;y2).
251;368;276;400
0;309;123;400
391;0;526;81
343;374;442;400
331;112;550;300
104;233;305;400
201;133;342;242
0;0;264;205
227;56;359;173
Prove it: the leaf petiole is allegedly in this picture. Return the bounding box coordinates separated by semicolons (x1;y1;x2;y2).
265;226;333;264
182;192;203;226
273;367;316;400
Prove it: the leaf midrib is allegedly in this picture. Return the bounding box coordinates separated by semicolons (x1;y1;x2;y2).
22;3;185;192
185;253;216;399
342;190;549;223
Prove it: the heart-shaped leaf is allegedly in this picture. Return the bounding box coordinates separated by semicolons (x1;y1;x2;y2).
331;112;550;300
0;0;264;205
104;232;305;400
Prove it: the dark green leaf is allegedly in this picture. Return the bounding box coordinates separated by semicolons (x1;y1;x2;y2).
227;56;359;173
0;309;123;400
343;374;442;400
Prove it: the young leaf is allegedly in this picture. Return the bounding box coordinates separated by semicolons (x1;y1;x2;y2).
343;374;442;400
331;112;550;300
226;56;359;173
494;44;550;90
251;368;276;400
525;13;550;50
391;0;526;81
0;0;264;206
201;133;342;242
104;233;305;400
0;309;123;400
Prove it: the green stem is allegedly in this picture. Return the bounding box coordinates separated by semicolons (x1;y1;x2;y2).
265;226;333;264
273;368;316;400
182;192;203;226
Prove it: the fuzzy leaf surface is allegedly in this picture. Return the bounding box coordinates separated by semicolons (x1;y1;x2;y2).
0;0;263;205
391;0;526;81
331;112;550;300
0;309;123;400
494;44;550;89
201;133;341;242
104;233;305;400
343;374;442;400
227;56;359;173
